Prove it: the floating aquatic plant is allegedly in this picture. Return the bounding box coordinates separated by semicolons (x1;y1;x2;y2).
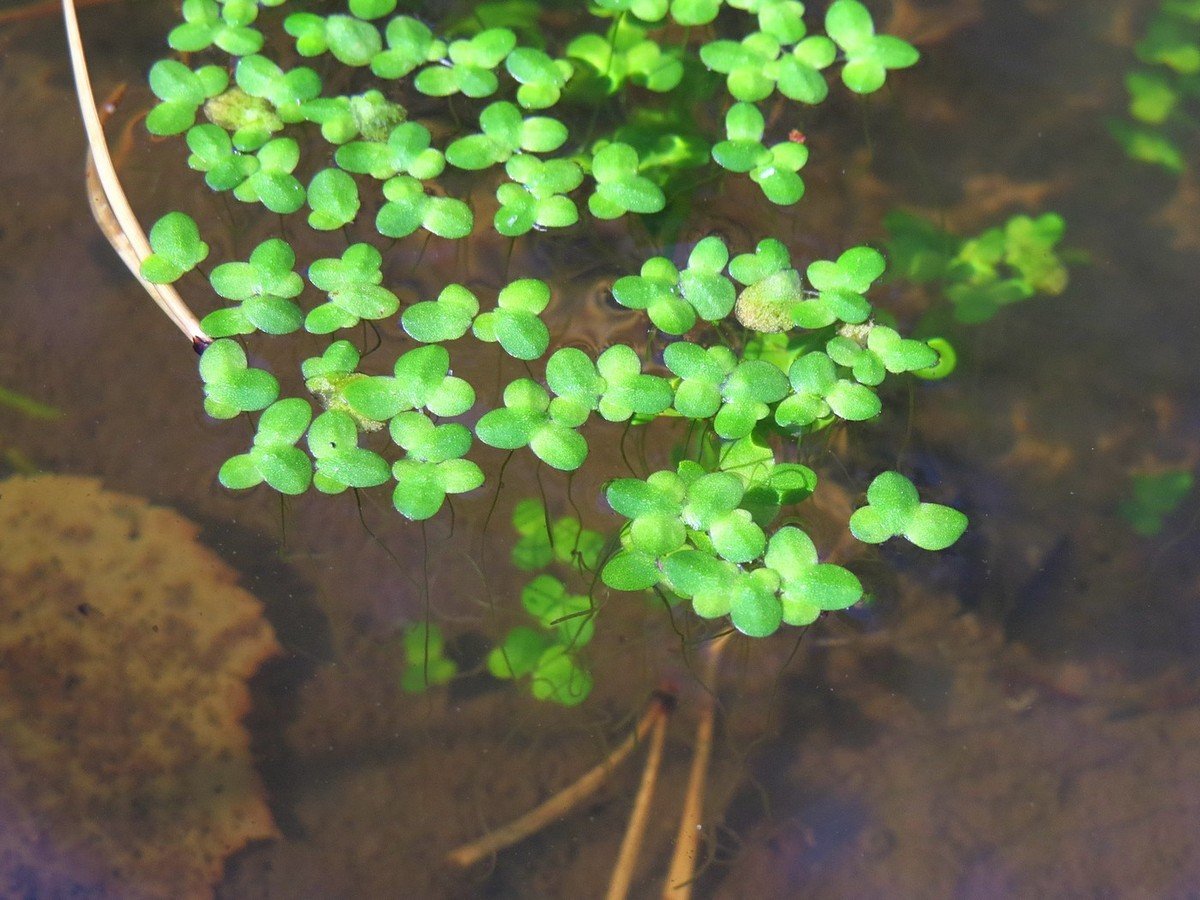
126;0;973;708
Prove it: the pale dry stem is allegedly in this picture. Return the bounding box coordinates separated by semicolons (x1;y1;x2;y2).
446;693;671;869
62;0;210;347
662;631;731;899
605;696;670;900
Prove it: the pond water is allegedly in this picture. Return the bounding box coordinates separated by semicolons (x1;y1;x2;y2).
1;0;1199;896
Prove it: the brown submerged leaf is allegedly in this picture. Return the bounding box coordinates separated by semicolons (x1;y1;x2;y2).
0;475;281;899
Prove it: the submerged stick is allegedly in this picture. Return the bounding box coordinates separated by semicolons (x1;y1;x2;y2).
62;0;210;348
662;632;731;899
84;151;196;327
606;698;670;900
446;692;672;869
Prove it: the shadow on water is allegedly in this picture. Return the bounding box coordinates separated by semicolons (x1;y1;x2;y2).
195;513;334;839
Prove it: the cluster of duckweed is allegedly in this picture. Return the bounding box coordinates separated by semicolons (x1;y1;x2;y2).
142;0;967;704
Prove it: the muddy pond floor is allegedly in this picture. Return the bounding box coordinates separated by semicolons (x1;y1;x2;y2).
2;0;1200;896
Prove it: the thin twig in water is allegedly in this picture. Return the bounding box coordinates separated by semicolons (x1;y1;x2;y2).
663;631;731;899
62;0;210;348
606;696;670;900
446;692;672;869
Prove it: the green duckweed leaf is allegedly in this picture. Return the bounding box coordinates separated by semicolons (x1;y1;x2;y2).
147;60;229;135
729;238;792;285
664;342;789;437
849;471;967;550
1003;213;1069;295
306;167;360;230
731;0;808;43
530;646;592;705
509;500;605;573
709;507;766;562
594;0;668;21
1136;8;1200;74
600;548;661;591
336;121;445;181
611;256;691;334
664;342;735;419
349;0;395;21
185;124;258;191
567;21;683;95
372;15;446;79
305;243;399;333
347;345;475;423
141;211;209;284
471;278;551;360
825;0;919;94
700;32;781;103
588;142;666;219
865;326;938;374
776;351;881;429
519;574;595;647
1126;69;1179;125
545;347;605;421
446;101;568;171
218;397;313;494
595;344;673;421
505;47;573;109
794;245;883;327
230;137;306;214
729;569;783;636
199;338;280;419
414;28;517;98
391;411;483;519
671;0;721;25
234;54;322;123
713;358;790;439
401;283;480;343
488;626;551;679
376;176;474;240
307;409;390;493
284;12;329;56
494;155;583;235
763;526;862;623
660;549;737;603
202;238;303;337
680;236;736;321
325;14;383;66
475;378;588;470
712;103;808;204
301;339;358;377
169;0;263;56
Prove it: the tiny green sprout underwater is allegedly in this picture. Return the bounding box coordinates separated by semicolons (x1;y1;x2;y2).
142;0;990;705
1118;468;1194;537
1110;0;1200;175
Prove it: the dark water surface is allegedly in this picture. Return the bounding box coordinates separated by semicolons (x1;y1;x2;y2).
2;0;1200;896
